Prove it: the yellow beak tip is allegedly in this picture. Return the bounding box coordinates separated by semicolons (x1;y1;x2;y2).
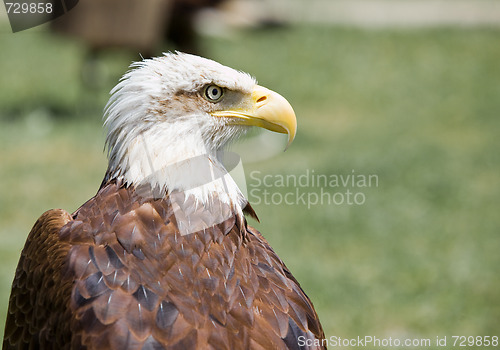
252;85;297;150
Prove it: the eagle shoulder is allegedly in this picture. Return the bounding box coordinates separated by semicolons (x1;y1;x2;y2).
244;225;327;350
3;208;74;349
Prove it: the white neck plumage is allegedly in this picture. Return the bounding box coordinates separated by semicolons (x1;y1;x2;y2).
105;118;247;223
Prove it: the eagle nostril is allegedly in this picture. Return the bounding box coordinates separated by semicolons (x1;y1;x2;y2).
256;96;267;104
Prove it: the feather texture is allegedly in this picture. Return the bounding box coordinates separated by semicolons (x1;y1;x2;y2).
3;180;326;349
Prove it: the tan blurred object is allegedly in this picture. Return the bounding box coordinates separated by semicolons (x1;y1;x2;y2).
52;0;173;53
51;0;227;88
51;0;227;56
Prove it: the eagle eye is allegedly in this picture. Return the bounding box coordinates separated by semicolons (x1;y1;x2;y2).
204;85;224;102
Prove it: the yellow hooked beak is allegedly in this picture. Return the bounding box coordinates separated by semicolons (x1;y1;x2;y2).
211;85;297;150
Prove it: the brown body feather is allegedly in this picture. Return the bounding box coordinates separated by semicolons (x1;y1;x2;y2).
3;180;325;349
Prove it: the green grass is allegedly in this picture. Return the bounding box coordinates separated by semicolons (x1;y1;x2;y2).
1;24;500;347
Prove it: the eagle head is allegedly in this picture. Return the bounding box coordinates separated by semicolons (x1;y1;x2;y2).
103;52;296;214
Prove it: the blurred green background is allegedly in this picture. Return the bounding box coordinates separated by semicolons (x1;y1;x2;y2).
1;9;500;348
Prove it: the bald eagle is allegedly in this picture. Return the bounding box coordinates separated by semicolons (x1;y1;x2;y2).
3;53;325;349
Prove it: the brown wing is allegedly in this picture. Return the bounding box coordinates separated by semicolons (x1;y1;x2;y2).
3;208;74;349
245;224;326;350
60;182;326;349
3;182;326;350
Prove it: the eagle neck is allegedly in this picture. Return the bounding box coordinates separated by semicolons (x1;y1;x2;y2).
104;126;247;219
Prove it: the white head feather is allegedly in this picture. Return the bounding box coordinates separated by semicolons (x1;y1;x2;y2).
103;52;257;216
